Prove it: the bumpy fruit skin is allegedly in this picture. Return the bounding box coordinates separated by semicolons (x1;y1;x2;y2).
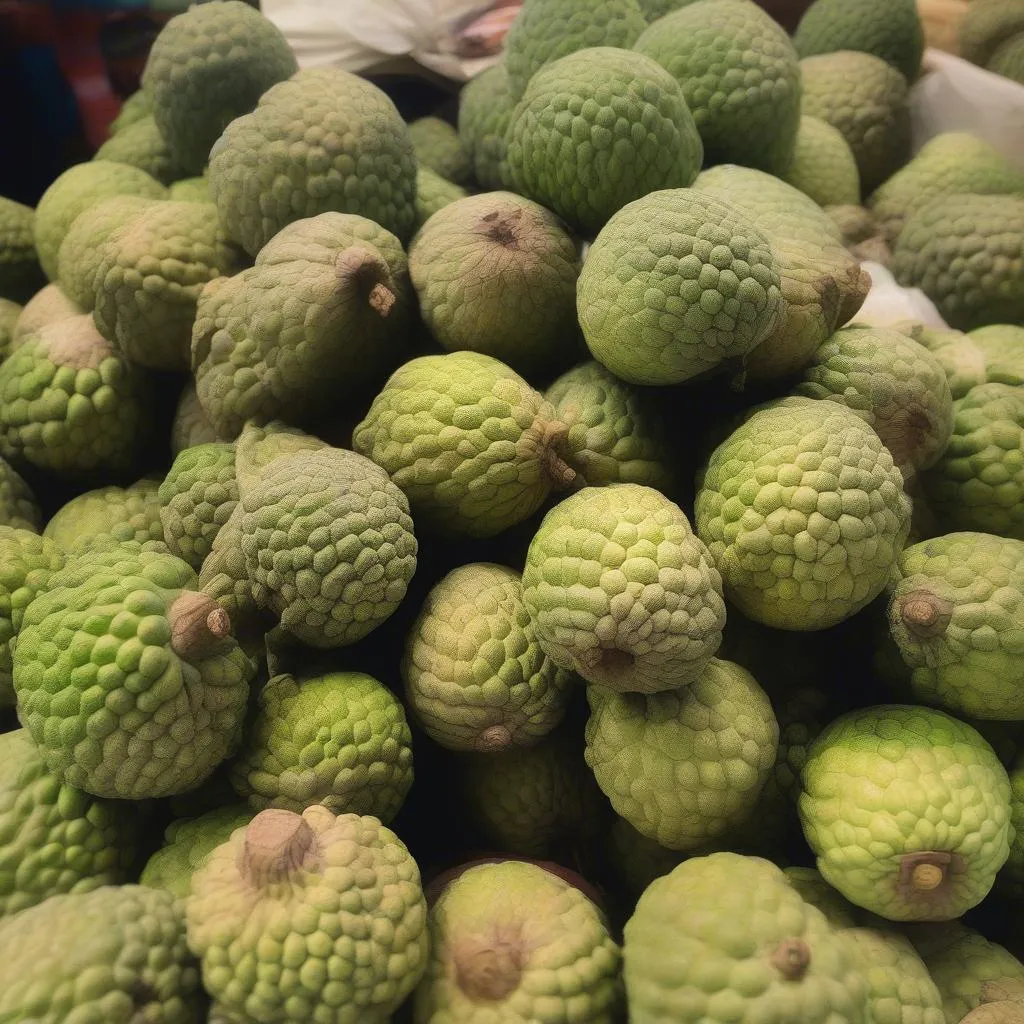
794;324;954;475
504;47;703;236
230;671;414;821
12;282;81;345
93;115;186;185
110;88;153;135
240;445;417;647
0;884;201;1023
783;115;862;207
546;360;675;493
892;194;1024;330
159;443;237;569
885;533;1024;720
14;545;254;799
624;852;869;1024
172;383;226;456
414;168;467;229
1005;753;1024;896
44;478;164;553
0;729;141;918
186;807;428;1023
800;51;911;194
93;200;243;371
353;351;573;538
461;728;602;857
192;212;411;437
0;314;154;479
578;188;784;385
0;196;45;303
142;0;297;175
868;133;1024;245
32;160;167;281
56;194;157;310
635;0;802;175
504;0;647;96
794;0;924;79
409;192;581;379
585;659;778;849
0;527;62;707
457;64;515;190
140;804;252;899
607;817;685;896
960;0;1024;68
209;67;418;254
169;176;211;203
0;457;41;533
523;484;726;693
414;860;623;1024
0;297;19;358
696;397;911;630
783;866;859;928
799;705;1012;921
692;164;870;382
920;929;1024;1023
403;563;573;752
989;32;1024;81
841;928;945;1024
923;384;1024;538
408;116;471;184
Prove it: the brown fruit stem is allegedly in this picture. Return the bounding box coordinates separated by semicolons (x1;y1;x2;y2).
770;938;811;981
898;851;962;898
898;590;954;639
537;417;579;491
960;1002;1024;1024
334;246;396;319
240;808;318;887
454;934;524;1002
476;724;513;752
169;592;232;661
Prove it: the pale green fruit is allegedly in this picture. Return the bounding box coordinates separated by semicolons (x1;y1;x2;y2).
799;705;1012;921
522;484;726;693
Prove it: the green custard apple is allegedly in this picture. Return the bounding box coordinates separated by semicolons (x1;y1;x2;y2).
884;532;1024;720
185;806;428;1023
12;282;81;345
577;187;784;385
922;383;1024;538
93;115;186;186
503;47;704;236
140;803;252;899
109;89;152;134
230;671;413;821
209;67;418;253
891;194;1024;330
159;442;238;569
414;859;623;1023
457;63;515;190
783;116;862;208
0;884;201;1022
142;0;298;175
584;658;779;849
503;0;647;97
409;192;581;380
799;705;1012;920
0;526;63;707
32;160;167;281
634;0;802;175
624;851;869;1023
44;478;164;553
14;544;255;799
696;397;911;630
546;360;676;493
783;866;859;928
0;313;155;480
414;167;467;230
0;457;40;533
0;196;45;303
353;351;578;538
522;483;726;693
0;728;142;918
403;562;574;753
408;116;471;183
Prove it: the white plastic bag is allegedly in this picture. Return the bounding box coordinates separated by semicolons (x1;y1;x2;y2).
846;261;948;330
910;48;1024;168
262;0;498;79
